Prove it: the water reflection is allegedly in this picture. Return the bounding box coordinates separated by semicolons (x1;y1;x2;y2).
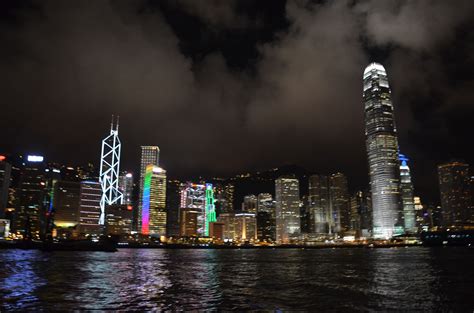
0;248;472;311
0;250;46;310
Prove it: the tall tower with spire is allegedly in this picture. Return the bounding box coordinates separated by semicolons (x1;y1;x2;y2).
99;115;123;225
363;63;403;239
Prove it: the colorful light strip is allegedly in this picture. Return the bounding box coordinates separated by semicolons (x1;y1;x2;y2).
141;165;153;235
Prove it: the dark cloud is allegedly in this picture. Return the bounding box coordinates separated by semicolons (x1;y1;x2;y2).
1;0;473;203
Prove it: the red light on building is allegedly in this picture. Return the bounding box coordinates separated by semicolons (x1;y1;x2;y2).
127;205;133;211
0;155;5;161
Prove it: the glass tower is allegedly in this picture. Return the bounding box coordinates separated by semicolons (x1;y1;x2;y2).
437;160;472;227
138;146;160;232
399;154;416;233
275;176;301;243
141;165;167;236
363;63;403;239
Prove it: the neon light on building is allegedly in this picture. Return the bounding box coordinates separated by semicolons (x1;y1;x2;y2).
141;165;153;235
99;116;123;225
204;183;216;236
27;155;44;162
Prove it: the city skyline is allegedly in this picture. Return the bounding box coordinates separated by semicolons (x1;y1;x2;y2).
0;1;473;205
0;2;473;311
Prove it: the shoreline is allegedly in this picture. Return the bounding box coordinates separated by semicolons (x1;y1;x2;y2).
1;241;471;251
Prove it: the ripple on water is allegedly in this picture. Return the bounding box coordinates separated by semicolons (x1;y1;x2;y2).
0;247;473;311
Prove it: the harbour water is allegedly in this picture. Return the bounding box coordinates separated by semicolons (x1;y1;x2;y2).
1;247;473;311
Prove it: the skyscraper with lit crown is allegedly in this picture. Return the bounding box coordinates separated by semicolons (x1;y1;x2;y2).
141;165;167;236
363;63;403;239
399;153;416;233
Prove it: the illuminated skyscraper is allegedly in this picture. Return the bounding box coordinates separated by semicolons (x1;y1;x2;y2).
180;182;206;235
119;172;133;206
0;156;11;219
204;183;217;236
256;193;275;242
138;146;160;232
363;63;403;239
275;176;300;243
235;213;257;242
180;208;199;237
141;165;167;236
350;190;372;237
242;194;257;213
79;180;102;235
14;155;47;239
437;161;472;227
399;154;416;233
308;175;330;234
54;181;81;229
99;117;123;225
329;173;350;234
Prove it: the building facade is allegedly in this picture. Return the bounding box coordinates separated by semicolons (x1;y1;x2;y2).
399;154;416;233
329;173;350;234
275;176;300;243
141;165;167;237
138;146;160;233
308;174;330;234
363;62;403;239
0;156;11;219
79;180;102;235
437;161;472;227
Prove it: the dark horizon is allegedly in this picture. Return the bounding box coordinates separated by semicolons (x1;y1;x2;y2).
1;1;474;204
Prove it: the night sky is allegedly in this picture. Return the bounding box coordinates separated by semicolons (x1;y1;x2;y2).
1;0;473;203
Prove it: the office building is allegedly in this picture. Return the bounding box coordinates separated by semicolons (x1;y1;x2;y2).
119;172;133;206
99;117;123;225
180;208;199;237
275;176;300;243
14;155;47;239
141;165;167;237
53;181;81;228
235;213;257;242
438;161;472;227
166;179;182;237
180;182;206;236
223;183;235;213
217;212;237;241
204;183;217;236
106;204;132;236
399;154;416;233
0;156;11;219
257;193;274;213
363;62;404;239
350;190;372;237
308;174;330;234
79;180;102;235
256;193;275;242
329;173;350;234
209;222;225;241
138;146;160;232
242;194;257;213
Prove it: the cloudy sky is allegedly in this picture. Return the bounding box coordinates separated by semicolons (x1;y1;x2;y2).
1;0;473;202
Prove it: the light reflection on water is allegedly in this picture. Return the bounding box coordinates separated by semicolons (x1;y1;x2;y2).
0;247;472;311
